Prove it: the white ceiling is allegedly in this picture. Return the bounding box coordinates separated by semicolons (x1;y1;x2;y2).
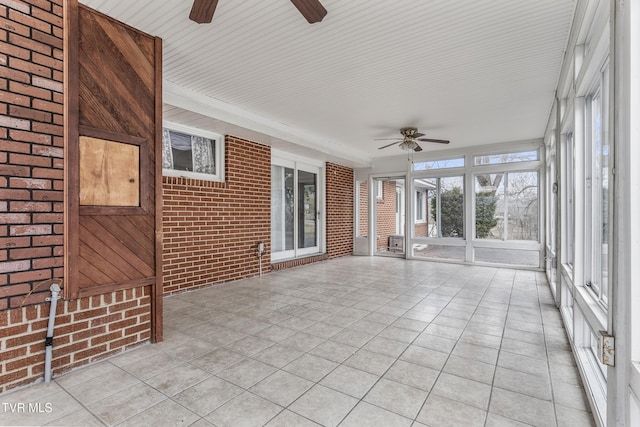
80;0;577;167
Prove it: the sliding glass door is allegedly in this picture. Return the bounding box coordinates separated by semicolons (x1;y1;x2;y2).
272;159;321;260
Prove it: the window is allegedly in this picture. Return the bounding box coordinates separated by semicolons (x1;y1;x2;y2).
413;157;464;171
162;124;223;181
566;132;575;266
474;150;539;166
271;159;322;260
415;190;426;222
474;171;539;241
376;180;383;199
585;61;610;306
414;176;464;238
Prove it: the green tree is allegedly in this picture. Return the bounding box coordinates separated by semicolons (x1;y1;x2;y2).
431;187;498;238
431;187;464;237
475;191;498;238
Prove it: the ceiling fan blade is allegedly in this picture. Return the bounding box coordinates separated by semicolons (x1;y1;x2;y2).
378;141;401;150
412;132;425;138
417;138;450;144
190;0;218;23
414;143;423;152
290;0;327;23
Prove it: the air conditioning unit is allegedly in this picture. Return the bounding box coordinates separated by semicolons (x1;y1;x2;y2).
388;235;404;252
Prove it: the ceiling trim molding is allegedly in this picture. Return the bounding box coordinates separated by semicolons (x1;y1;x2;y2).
163;80;372;167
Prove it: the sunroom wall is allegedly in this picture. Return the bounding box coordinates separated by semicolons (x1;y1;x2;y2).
357;139;544;269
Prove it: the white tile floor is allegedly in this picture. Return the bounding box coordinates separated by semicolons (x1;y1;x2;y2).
0;256;595;426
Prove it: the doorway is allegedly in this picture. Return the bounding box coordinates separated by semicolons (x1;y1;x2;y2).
373;176;406;256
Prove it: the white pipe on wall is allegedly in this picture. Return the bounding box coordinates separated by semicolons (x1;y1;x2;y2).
44;283;61;383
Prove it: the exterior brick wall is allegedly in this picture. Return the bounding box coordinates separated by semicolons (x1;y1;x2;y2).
162;135;271;294
0;0;64;311
376;180;399;250
358;181;368;236
0;285;150;394
326;162;353;258
271;253;329;271
415;222;428;237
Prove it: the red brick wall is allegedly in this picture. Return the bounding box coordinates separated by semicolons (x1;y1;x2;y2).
0;0;64;310
162;135;271;294
415;222;428;237
326;162;353;258
358;181;368;236
0;286;150;393
376;180;398;250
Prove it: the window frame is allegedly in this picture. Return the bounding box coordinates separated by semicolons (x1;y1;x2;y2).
162;122;225;182
583;59;610;309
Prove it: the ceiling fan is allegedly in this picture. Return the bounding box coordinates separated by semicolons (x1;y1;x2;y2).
189;0;327;24
376;127;450;152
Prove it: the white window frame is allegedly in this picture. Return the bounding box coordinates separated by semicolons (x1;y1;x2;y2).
584;59;610;309
162;122;224;182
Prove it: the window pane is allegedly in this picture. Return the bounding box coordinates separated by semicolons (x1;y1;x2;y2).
298;170;317;248
414;178;435;237
475;171;538;241
475;173;504;239
413;244;465;260
599;126;609;305
474;247;539;266
271;165;294;252
191;136;216;174
424;176;464;238
161;129;173;169
413;157;464;171
566;134;575;266
474;150;538;165
416;191;424;221
589;85;609;305
169;131;194;172
376;179;405;253
506;171;539;241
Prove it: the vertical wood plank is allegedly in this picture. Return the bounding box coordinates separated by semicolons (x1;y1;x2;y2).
152;35;164;343
64;0;80;300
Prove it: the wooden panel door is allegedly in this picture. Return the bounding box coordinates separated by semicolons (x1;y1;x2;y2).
64;0;163;340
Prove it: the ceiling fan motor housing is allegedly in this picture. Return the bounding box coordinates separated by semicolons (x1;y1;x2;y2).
400;127;419;137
